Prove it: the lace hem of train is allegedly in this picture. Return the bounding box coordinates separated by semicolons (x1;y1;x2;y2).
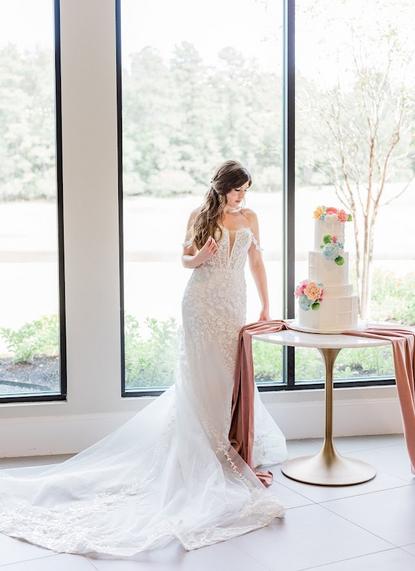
0;486;284;557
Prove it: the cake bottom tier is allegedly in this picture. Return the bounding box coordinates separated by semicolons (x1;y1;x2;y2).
298;294;358;332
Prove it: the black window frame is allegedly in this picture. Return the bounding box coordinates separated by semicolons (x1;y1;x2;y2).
116;0;396;398
0;0;67;404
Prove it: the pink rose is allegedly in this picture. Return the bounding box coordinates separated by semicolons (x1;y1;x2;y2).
332;235;337;243
326;207;338;215
337;209;348;222
295;279;308;297
304;281;323;302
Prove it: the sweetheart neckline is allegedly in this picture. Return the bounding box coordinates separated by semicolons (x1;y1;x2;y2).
219;226;252;234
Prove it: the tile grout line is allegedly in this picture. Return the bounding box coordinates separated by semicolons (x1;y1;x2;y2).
85;556;100;570
316;481;414;505
274;466;413;505
317;499;401;549
296;546;400;571
0;553;58;569
228;503;397;571
220;541;274;571
272;476;321;506
399;543;415;558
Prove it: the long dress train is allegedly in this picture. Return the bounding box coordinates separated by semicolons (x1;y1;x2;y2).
0;225;288;559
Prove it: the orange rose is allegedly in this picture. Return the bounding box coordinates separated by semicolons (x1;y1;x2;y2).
304;281;322;302
313;206;325;219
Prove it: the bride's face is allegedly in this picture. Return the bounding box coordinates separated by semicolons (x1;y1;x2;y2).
226;181;250;207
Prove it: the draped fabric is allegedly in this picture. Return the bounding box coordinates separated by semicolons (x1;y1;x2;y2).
229;320;289;486
230;320;415;484
344;326;415;474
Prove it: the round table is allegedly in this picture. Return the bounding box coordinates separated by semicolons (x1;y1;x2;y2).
253;328;391;486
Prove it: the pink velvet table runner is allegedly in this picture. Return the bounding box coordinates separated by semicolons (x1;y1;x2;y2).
228;320;415;487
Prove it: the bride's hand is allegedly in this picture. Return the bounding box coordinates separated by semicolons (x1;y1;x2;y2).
195;236;218;265
259;307;270;321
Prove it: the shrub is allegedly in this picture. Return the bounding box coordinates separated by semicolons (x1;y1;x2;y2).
252;339;283;383
0;315;59;363
371;269;415;325
124;315;179;389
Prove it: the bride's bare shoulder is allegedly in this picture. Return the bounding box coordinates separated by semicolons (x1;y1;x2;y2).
241;208;258;225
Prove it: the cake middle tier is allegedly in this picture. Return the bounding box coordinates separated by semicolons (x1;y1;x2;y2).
298;293;359;332
323;283;353;297
309;250;350;286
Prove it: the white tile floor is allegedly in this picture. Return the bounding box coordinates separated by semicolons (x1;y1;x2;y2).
0;434;414;571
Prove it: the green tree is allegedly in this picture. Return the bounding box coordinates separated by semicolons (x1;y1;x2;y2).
0;45;55;201
297;1;415;319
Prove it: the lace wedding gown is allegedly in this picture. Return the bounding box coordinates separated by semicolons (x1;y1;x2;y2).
0;225;288;560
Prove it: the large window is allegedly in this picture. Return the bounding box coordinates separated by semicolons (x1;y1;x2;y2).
118;0;414;395
0;0;66;402
294;0;414;387
117;0;284;394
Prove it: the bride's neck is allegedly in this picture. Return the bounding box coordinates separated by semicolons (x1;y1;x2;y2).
223;205;242;215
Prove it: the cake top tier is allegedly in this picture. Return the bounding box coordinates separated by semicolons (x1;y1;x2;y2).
313;206;352;251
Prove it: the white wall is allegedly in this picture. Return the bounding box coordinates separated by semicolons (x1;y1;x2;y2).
0;0;403;457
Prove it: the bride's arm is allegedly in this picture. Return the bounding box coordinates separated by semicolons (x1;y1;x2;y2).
246;210;270;321
181;208;218;268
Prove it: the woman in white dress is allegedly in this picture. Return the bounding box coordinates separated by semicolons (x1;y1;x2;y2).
0;159;288;560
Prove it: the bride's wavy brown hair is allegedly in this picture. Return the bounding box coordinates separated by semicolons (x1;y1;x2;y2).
191;160;252;250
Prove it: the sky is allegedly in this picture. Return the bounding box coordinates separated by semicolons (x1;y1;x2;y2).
0;0;413;84
121;0;282;73
0;0;54;50
0;0;282;73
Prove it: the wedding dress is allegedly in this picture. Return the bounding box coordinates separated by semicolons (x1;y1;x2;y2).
0;225;288;560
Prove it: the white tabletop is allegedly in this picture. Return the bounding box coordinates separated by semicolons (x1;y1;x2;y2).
253;329;390;350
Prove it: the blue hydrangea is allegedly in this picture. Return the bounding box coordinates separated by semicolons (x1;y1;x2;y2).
322;243;342;261
299;295;312;311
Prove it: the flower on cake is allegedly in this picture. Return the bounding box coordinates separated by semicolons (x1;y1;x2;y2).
295;279;309;297
313;206;325;220
304;281;322;301
320;234;345;265
313;205;352;222
294;279;324;311
337;209;350;222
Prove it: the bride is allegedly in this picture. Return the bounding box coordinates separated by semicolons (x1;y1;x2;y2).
0;159;288;560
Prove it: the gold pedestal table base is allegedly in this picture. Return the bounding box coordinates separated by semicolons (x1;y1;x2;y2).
281;435;376;487
253;330;390;487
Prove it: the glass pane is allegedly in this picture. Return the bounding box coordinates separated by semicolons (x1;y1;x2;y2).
253;339;284;387
120;0;284;392
295;0;414;383
0;1;62;397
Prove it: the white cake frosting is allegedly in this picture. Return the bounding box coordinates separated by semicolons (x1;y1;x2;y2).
296;208;358;333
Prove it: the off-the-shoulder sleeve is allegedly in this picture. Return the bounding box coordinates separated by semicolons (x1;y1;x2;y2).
251;234;264;252
182;238;194;248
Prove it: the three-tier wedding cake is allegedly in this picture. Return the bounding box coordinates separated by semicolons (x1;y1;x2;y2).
294;206;358;333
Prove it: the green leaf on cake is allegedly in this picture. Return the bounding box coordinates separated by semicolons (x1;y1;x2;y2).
323;234;332;244
335;256;345;266
311;302;320;310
